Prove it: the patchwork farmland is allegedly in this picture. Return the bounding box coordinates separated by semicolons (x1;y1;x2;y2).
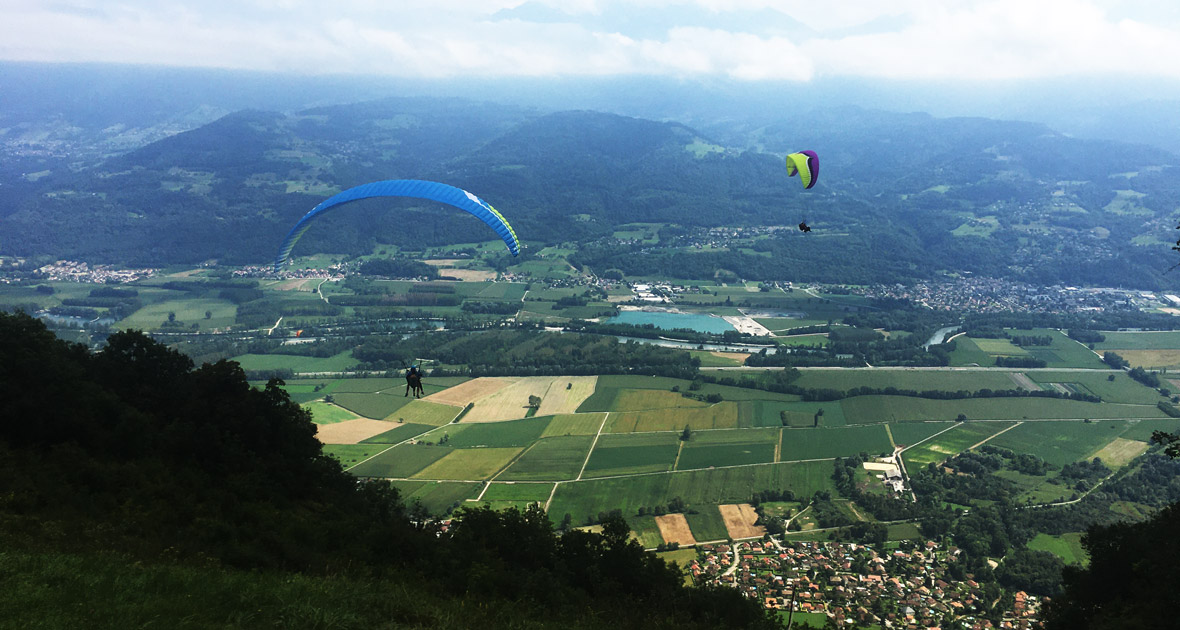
297;364;1174;549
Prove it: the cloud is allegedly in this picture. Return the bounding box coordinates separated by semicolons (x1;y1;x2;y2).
2;0;1179;81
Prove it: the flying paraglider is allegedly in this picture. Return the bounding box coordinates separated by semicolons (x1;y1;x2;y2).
785;150;819;189
273;179;520;273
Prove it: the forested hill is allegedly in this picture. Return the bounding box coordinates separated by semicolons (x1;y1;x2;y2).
3;96;1179;287
0;311;773;629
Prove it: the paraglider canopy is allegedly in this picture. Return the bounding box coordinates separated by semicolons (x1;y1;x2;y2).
785;151;819;189
273;179;520;273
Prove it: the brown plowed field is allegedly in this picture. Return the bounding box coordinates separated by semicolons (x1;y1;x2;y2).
425;377;517;407
719;504;765;539
316;419;402;444
655;514;696;546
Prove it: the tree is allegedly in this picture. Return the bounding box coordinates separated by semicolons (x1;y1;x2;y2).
167;311;176;322
680;425;692;441
527;394;541;409
205;310;213;319
956;413;968;422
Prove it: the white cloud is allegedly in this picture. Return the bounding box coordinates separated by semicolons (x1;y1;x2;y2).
1;0;1179;80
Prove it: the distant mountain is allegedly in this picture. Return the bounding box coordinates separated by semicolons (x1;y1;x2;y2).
3;95;1178;288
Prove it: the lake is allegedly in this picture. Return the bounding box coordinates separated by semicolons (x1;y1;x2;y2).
607;309;737;335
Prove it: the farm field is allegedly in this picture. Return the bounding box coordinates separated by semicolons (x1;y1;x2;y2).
390;481;481;516
322;444;385;468
118;297;238;330
360;423;434;444
582;432;681;477
1028;532;1088;565
791;369;1017;393
779;425;893;461
1091;437;1150;468
718;504;764;539
331;392;415;419
683;508;730;543
303;401;360;424
986;420;1136;467
676;429;779;469
412;447;523;480
1104;349;1180;370
388;399;462;425
347;444;452;478
1027;371;1161;404
1094;330;1180;350
232;351;358;373
900;422;1016;469
948;329;1104;369
654;514;696;546
443;416;552;448
887;422;956;449
840;395;1164;424
1118;418;1180;441
315;418;401;444
540;413;606;437
607;402;740;432
497;436;594;481
548;460;836;525
477;482;554;511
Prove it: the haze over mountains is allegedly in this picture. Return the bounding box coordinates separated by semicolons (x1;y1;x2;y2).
3;63;1179;288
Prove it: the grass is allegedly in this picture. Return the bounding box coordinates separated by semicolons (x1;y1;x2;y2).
412;447;524;480
886;522;922;541
1095;331;1180;350
548;461;837;525
348;444;452;478
1119;418;1180;441
331;392;416;419
540;413;606;437
118;297;238;330
684;508;730;542
900;422;1016;469
677;438;777;470
608;403;741;432
1028;371;1161;404
887;422;956;449
949;330;1106;369
791;369;1017;393
986;421;1133;467
386;400;462;425
359;423;434;444
583;433;681;477
688;350;744;367
322;444;386;468
840;395;1163;424
391;480;481;516
779;425;893;461
1027;532;1089;565
443;416;552;448
231;351;357;373
498;436;595;481
302;401;360;424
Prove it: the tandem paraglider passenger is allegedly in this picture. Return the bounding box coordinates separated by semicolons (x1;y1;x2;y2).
405;365;423;398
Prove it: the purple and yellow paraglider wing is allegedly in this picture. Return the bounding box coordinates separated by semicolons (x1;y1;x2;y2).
785;151;819;189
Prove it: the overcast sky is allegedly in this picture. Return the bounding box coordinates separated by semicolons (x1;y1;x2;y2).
5;0;1180;81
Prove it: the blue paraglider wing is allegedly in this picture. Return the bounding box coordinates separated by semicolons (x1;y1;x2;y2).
273;179;520;272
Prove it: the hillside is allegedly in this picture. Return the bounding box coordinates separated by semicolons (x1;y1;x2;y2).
3;96;1179;287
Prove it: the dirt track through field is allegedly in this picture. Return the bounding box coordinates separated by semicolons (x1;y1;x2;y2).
719;504;765;539
316;419;401;444
655;514;696;546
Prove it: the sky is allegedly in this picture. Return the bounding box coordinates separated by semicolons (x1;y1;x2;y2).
4;0;1180;81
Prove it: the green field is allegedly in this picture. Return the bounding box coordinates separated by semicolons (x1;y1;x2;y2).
886;522;922;541
413;447;523;480
322;444;387;468
1119;418;1180;441
359;423;434;444
677;429;778;469
1028;532;1089;565
348;444;452;477
1028;371;1161;404
498;436;595;481
608;402;741;432
583;433;681;477
791;369;1018;393
1094;331;1180;350
540;413;605;437
302;401;359;424
684;507;730;542
231;351;357;373
548;460;836;525
901;422;1015;469
887;422;956;449
478;482;554;511
986;420;1133;467
840;395;1164;424
444;416;552;448
390;480;481;516
390;399;462;425
779;425;893;461
119;297;238;330
331;392;415;419
948;329;1105;368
